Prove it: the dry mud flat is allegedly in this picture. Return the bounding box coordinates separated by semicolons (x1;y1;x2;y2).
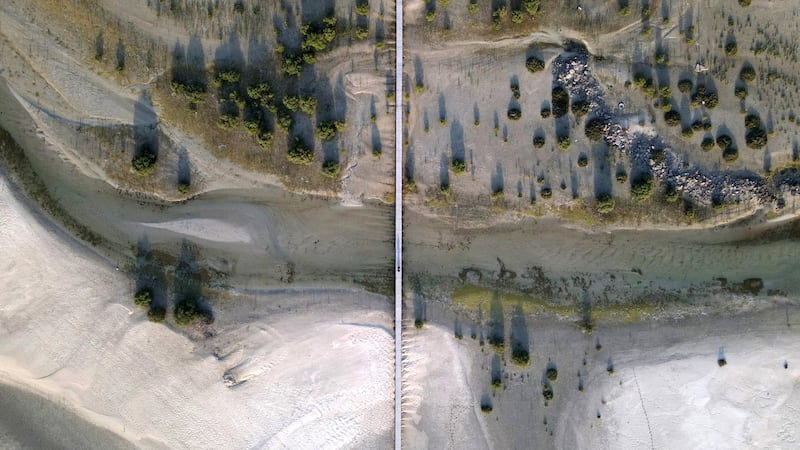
0;171;393;449
404;305;800;449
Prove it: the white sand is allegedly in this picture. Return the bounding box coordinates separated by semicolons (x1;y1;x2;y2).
0;174;393;449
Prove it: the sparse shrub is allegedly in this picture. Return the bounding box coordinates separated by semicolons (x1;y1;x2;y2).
425;10;437;22
734;86;748;100
134;288;153;307
681;127;693;138
701;137;715;151
299;97;317;115
321;160;340;178
664;109;681;127
132;151;157;175
288;138;314;165
585;117;605;141
540;107;551;118
507;108;522;120
551;87;569;118
480;403;493;413
533;135;545;148
468;1;479;14
615;170;628;183
452;158;466;174
664;182;679;202
739;66;756;83
691;120;704;132
577;154;588;167
631;175;654;201
546;366;558;381
511;10;524;24
178;182;191;195
414;319;424;329
243;119;260;135
147;306;166;323
491;375;502;390
716;134;733;150
654;51;668;65
540;187;552;198
677;79;693;93
619;5;631;16
257;131;273;149
526;56;545;73
596;193;615;213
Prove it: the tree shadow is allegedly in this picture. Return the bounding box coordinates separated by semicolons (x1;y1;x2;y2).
414;55;424;88
95;31;104;61
174;239;213;324
510;305;530;364
177;147;191;187
491;161;504;194
450;119;465;162
487;291;505;350
115;39;125;71
135;235;168;311
439;153;450;189
133;93;158;162
405;144;415;182
592;143;612;198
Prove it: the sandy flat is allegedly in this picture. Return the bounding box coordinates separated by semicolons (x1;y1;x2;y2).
0;172;393;449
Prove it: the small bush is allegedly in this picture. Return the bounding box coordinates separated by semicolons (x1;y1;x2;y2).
725;41;738;56
745;128;767;149
132;152;157;175
512;348;530;365
546;366;558;381
526;56;545;73
571;100;590;117
723;146;739;162
716;134;733;150
631;175;654;201
691;120;704;132
147;306;166;323
542;383;554;401
664;110;681;127
744;114;762;130
615;170;628;183
585;118;605;141
174;299;202;326
551;86;569;118
355;1;370;16
134;288;153;307
677;79;693;93
178;182;191;195
480;403;493;413
738;0;750;6
452;158;466;174
288;139;314;165
557;134;571;150
414;319;424;329
577;154;588;167
321;160;340;178
317;120;346;140
214;69;241;85
217;113;238;130
507;108;522;120
701;137;715;151
533;135;545;148
540;107;551;118
734;86;748;100
540;187;552;198
596;193;615;213
739;66;756;83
